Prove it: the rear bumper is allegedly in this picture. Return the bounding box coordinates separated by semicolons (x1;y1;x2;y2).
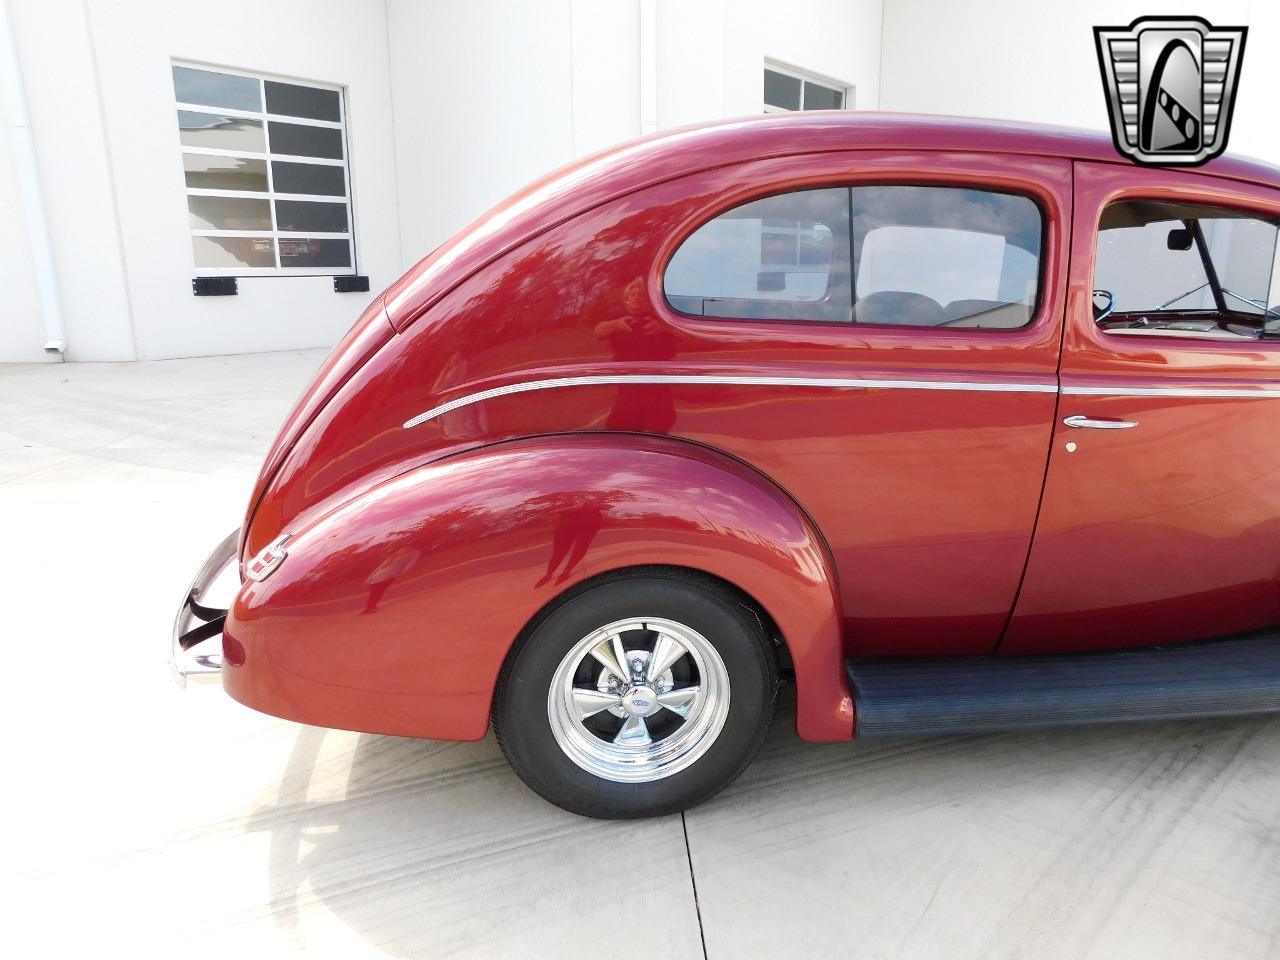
170;528;240;687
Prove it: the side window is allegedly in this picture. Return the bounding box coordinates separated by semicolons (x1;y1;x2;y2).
1095;201;1280;339
664;188;852;323
851;186;1042;328
663;184;1042;329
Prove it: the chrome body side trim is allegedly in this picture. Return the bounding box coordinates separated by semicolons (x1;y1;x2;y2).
170;527;239;688
1062;385;1280;399
402;374;1060;429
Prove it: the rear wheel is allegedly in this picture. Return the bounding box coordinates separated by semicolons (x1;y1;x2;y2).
493;573;779;818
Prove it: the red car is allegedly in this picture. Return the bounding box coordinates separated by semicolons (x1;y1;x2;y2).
173;113;1280;818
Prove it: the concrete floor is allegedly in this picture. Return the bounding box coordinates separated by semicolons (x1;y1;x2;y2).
4;350;1280;959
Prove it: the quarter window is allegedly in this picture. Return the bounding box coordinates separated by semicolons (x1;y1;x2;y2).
1094;201;1280;339
664;185;1042;328
664;188;851;323
173;64;355;275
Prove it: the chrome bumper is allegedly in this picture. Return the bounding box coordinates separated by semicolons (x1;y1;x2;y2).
170;528;240;688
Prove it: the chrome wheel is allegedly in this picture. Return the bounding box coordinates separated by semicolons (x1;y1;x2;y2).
547;617;731;783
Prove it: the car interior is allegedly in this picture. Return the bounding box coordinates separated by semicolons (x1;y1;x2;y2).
1094;200;1280;340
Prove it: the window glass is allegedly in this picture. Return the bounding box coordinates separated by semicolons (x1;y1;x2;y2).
763;69;802;111
173;66;261;112
279;237;351;268
268;121;344;159
265;81;341;122
174;62;354;275
178;111;265;152
664;187;851;323
1095;201;1280;338
764;64;848;112
183;154;268;191
852;186;1042;328
274;199;348;233
188;196;272;231
802;82;844;110
271;160;346;197
192;236;275;269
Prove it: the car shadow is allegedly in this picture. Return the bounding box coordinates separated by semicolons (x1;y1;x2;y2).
245;686;1280;957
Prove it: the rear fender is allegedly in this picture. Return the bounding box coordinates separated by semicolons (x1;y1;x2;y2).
224;434;852;742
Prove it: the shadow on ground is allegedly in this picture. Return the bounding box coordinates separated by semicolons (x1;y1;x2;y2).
245;687;1280;959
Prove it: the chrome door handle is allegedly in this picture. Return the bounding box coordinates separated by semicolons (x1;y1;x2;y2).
1063;414;1139;430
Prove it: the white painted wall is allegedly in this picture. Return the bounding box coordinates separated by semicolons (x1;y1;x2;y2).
880;0;1279;165
3;0;136;362
388;0;882;261
84;0;402;360
2;0;881;362
0;55;45;363
1;0;401;362
386;0;579;265
663;0;883;123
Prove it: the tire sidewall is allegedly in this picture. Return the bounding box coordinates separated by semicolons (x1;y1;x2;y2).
496;575;776;818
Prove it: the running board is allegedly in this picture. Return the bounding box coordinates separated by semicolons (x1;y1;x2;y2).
847;632;1280;737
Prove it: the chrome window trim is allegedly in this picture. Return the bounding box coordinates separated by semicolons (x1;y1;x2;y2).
402;374;1058;429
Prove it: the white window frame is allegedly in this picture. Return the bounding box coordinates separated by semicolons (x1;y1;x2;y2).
173;60;356;277
763;60;853;114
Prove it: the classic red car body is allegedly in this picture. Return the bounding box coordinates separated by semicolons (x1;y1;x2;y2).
200;113;1280;747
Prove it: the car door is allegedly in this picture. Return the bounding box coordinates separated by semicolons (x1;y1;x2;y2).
1001;161;1280;655
653;150;1071;656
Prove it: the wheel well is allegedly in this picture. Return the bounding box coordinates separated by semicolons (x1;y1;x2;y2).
502;564;793;682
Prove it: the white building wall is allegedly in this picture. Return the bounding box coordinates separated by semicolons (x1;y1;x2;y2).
388;0;882;261
84;0;402;361
0;58;45;363
3;0;881;362
880;0;1279;165
2;0;137;362
654;0;882;127
1;0;402;362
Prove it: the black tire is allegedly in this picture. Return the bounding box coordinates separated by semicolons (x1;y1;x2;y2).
493;570;779;819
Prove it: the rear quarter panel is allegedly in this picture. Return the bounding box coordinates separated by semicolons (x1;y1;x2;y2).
224;434;851;741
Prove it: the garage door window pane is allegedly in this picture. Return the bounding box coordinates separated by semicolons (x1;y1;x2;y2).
274;199;348;232
664;187;851;323
183;155;268;191
178;111;265;152
173;66;262;112
852;186;1042;328
188;196;272;230
279;237;351;268
268;121;344;160
192;236;276;268
271;161;346;197
265;81;341;122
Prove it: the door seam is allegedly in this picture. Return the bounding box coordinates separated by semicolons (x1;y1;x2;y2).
993;160;1078;654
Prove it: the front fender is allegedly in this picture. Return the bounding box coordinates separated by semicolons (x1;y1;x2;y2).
224;434;852;742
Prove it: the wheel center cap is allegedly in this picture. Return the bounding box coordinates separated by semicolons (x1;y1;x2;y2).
622;685;658;717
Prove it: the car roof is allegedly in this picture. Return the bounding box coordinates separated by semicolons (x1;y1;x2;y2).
647;112;1280;188
384;112;1280;328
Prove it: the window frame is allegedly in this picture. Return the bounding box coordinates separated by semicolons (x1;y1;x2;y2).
763;61;852;113
661;181;1049;333
173;60;357;277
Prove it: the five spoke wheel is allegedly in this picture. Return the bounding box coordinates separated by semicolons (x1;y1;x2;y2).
548;617;731;782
